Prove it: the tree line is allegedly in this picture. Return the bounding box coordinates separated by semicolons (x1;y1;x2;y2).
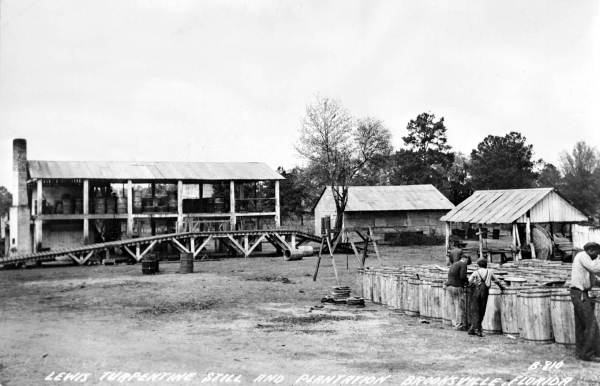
280;96;600;228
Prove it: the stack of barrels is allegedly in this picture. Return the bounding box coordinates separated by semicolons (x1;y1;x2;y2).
357;261;600;346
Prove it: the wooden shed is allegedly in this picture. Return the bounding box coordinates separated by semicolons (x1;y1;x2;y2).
313;185;454;236
440;188;588;260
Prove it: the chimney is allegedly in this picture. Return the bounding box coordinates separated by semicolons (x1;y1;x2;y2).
9;138;32;255
12;138;28;206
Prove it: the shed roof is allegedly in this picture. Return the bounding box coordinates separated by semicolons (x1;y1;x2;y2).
440;188;587;224
27;160;284;181
320;185;454;212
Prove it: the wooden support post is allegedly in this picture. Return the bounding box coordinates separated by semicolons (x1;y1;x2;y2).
478;224;484;260
513;223;522;261
525;212;534;259
127;180;133;237
83;179;89;244
312;237;325;281
228;180;236;231
177;180;183;233
274;180;280;228
190;237;196;255
243;235;249;259
34;179;43;252
444;222;450;253
291;233;296;249
369;227;383;266
326;236;340;286
348;231;363;268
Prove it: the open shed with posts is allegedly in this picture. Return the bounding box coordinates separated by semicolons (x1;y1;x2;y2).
440;188;588;262
6;139;283;257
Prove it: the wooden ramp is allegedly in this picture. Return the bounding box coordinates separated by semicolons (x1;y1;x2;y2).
0;229;322;267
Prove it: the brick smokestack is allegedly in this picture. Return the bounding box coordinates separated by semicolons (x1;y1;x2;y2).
12;139;28;206
9;138;32;255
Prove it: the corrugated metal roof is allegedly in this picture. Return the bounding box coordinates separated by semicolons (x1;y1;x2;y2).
338;185;454;212
28;160;284;181
440;188;586;224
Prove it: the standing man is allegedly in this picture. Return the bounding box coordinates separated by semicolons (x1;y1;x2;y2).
446;254;470;330
570;242;600;361
467;258;505;337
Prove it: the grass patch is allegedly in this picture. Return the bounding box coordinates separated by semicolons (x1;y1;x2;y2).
137;300;217;316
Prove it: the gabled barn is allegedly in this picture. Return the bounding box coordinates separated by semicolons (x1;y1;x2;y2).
313;185;455;235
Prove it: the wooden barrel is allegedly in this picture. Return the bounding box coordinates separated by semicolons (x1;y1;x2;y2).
106;196;116;214
442;285;454;326
357;268;365;298
74;198;83;214
380;271;389;306
518;287;554;343
363;268;372;301
406;277;420;317
141;254;159;275
500;287;521;335
430;279;445;322
550;288;575;346
117;196;127;214
62;198;73;214
397;273;408;313
94;197;105;214
482;286;502;334
179;252;194;274
419;277;432;319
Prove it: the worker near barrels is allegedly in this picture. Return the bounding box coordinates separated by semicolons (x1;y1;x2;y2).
446;254;470;330
570;242;600;362
467;258;505;337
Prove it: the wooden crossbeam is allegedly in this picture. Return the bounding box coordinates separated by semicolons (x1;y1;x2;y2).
312;237;325;281
368;227;383;266
247;234;266;256
326;236;340;286
171;238;190;254
272;233;291;251
140;241;157;259
80;251;94;265
226;235;246;256
68;253;81;265
193;236;213;258
348;235;363;268
123;245;137;260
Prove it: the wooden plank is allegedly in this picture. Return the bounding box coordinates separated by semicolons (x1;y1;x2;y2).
312;237;325;281
80;251;94;265
67;253;81;265
274;180;280;228
171;238;190;254
193;236;213;258
348;237;363;268
369;227;384;266
247;234;266;256
123;245;136;259
127;180;133;237
326;236;340;286
140;241;156;259
226;235;245;255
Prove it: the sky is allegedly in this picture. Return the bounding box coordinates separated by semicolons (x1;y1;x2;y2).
0;0;599;190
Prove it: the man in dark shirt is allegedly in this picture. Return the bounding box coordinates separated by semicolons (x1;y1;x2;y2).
445;255;470;330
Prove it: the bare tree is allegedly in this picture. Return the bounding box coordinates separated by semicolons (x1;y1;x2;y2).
296;96;392;233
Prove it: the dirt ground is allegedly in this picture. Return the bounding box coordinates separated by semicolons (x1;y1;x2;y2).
1;245;599;386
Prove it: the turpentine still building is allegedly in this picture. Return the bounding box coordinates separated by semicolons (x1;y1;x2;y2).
313;185;455;236
6;139;283;256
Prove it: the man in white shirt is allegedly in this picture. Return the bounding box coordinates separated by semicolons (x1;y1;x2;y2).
570;242;600;361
